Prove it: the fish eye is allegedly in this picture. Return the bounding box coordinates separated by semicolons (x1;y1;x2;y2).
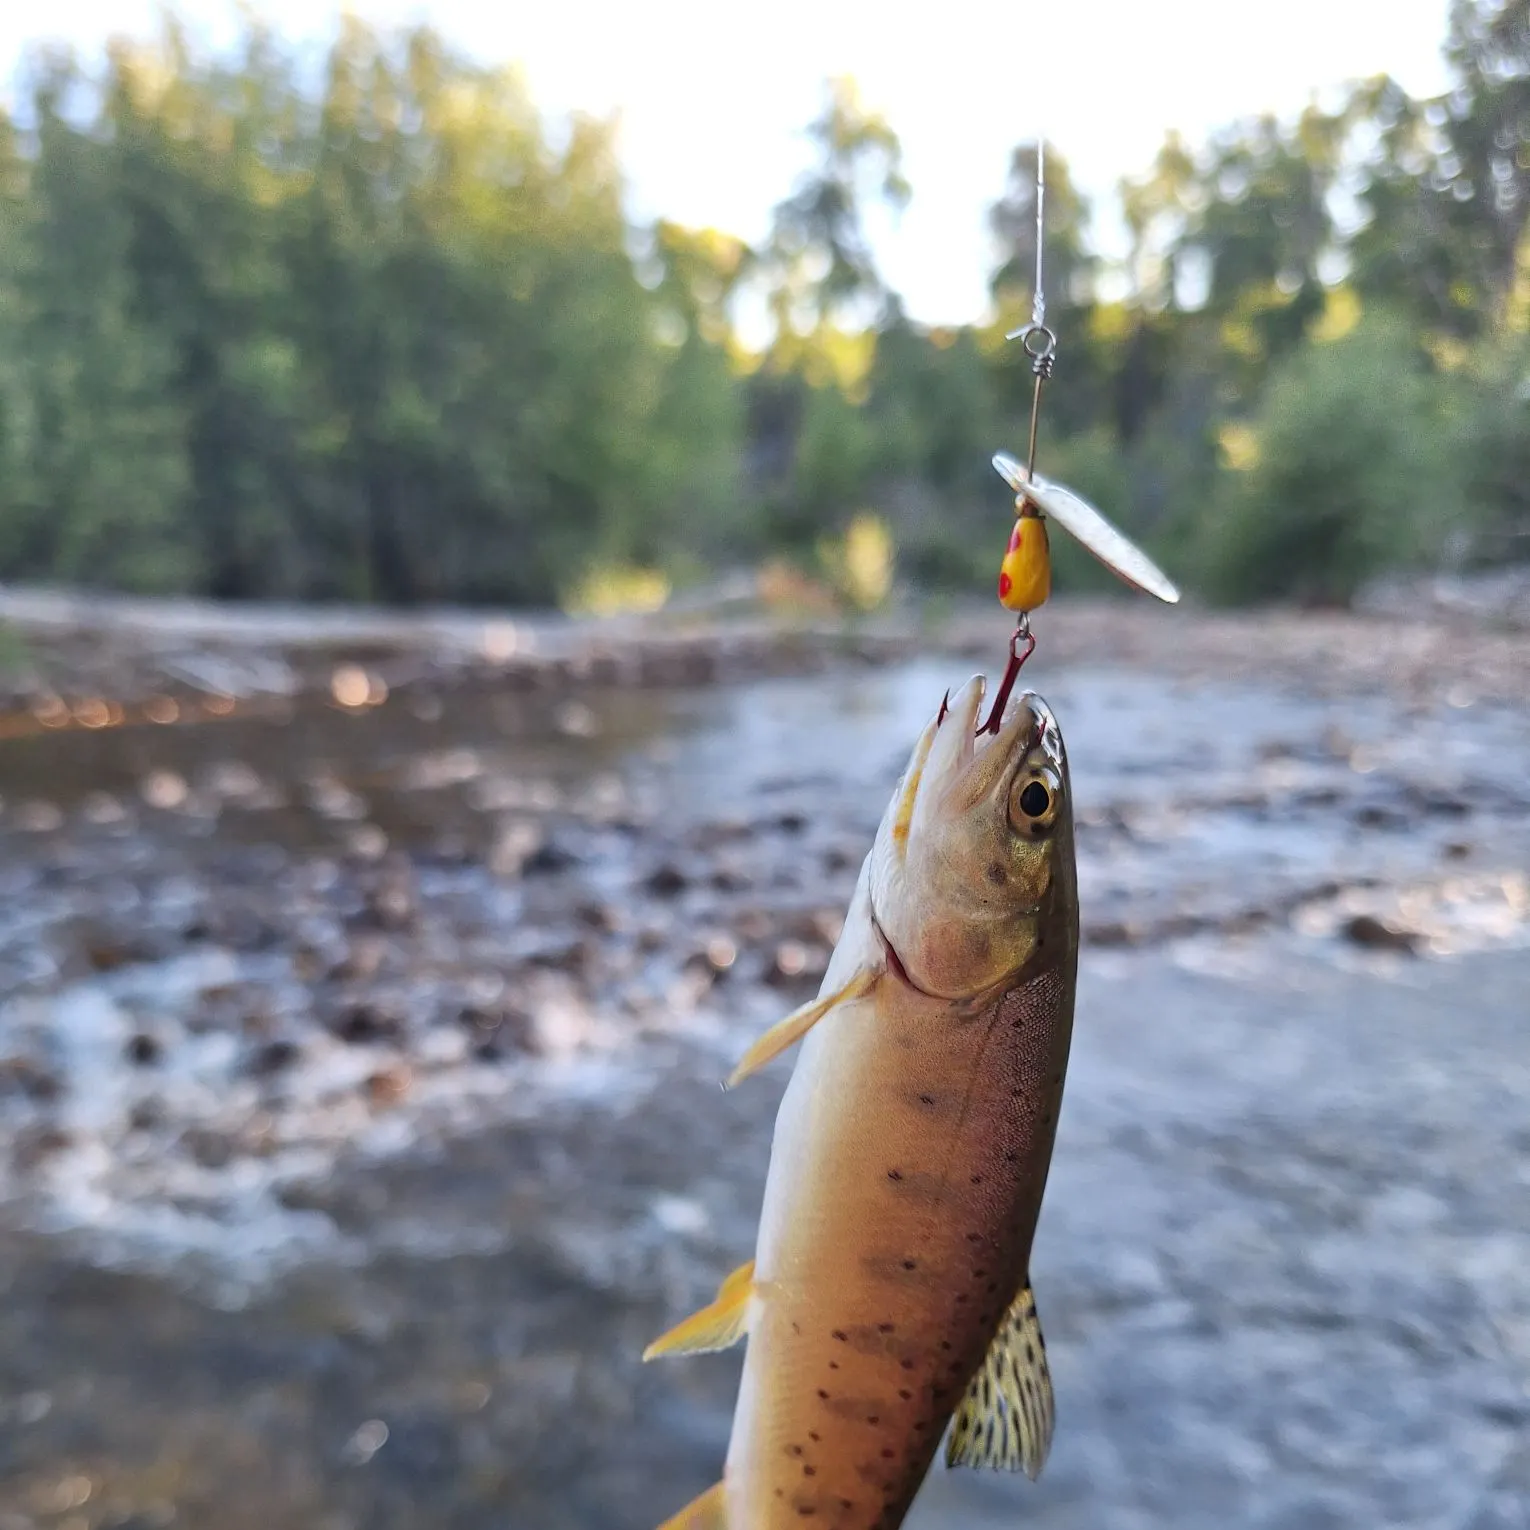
1008;768;1060;834
1019;782;1051;818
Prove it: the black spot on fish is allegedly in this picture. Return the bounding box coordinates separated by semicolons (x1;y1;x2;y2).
809;1431;820;1442
918;1094;935;1107
818;1389;830;1400
970;1174;983;1186
829;1361;840;1370
878;1322;894;1333
804;1466;816;1477
899;1388;912;1400
833;1330;848;1341
986;862;1007;885
887;1168;903;1181
902;1259;917;1271
868;1414;880;1425
788;1444;804;1457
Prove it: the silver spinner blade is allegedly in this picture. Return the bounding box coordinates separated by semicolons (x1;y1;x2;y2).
992;452;1180;604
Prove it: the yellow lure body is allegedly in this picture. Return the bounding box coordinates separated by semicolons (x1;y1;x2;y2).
998;510;1051;613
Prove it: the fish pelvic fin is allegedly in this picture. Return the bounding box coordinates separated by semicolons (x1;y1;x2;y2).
643;1260;756;1361
944;1277;1055;1480
724;968;880;1089
655;1479;727;1530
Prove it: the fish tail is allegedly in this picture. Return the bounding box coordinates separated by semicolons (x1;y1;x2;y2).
656;1478;726;1529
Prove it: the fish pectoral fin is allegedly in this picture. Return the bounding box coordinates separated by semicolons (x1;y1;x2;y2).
724;968;880;1088
944;1278;1055;1480
643;1260;756;1360
655;1479;727;1530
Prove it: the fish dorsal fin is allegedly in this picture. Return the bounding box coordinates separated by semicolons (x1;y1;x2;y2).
944;1279;1055;1480
725;968;879;1088
643;1260;756;1360
655;1479;727;1529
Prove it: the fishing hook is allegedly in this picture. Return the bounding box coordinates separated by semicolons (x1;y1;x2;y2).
977;613;1035;736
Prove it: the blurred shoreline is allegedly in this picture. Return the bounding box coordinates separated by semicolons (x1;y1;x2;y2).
2;577;1530;723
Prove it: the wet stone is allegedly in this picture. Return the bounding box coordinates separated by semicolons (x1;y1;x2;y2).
522;838;579;876
12;1124;73;1170
246;1039;302;1077
124;1033;162;1067
575;901;623;934
127;1099;164;1132
182;1128;234;1170
459;1004;540;1058
329;1003;406;1045
366;1065;412;1108
0;1057;63;1104
644;864;689;898
1341;914;1422;955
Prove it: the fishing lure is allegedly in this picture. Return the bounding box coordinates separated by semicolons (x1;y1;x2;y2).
991;144;1179;628
978;143;1177;734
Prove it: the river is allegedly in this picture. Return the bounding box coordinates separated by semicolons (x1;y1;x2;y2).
0;636;1527;1528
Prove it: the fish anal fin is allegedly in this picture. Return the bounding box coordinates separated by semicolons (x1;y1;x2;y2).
654;1474;725;1523
656;1479;727;1530
944;1278;1055;1480
725;968;879;1089
643;1260;756;1361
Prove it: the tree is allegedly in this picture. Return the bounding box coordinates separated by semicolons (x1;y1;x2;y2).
989;142;1096;316
762;75;910;353
1443;0;1530;312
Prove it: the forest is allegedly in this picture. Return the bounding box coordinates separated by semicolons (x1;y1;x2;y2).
0;0;1525;610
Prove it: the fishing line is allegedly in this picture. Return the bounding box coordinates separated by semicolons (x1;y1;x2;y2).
1008;136;1057;483
980;137;1054;735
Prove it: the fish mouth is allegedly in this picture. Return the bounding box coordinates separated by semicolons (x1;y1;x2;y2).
931;675;1056;806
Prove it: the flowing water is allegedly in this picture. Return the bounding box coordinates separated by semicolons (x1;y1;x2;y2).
0;653;1527;1529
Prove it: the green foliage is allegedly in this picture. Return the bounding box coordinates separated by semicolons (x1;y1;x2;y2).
0;6;1523;612
1453;338;1530;565
0;19;749;607
1194;317;1464;605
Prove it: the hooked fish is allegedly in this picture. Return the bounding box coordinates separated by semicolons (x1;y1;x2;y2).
644;673;1079;1529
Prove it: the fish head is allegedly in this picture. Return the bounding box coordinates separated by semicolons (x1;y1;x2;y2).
869;675;1074;1002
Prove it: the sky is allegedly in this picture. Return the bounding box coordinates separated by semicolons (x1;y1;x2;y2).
0;0;1456;326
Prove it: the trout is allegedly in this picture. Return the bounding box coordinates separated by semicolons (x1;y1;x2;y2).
645;674;1080;1530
